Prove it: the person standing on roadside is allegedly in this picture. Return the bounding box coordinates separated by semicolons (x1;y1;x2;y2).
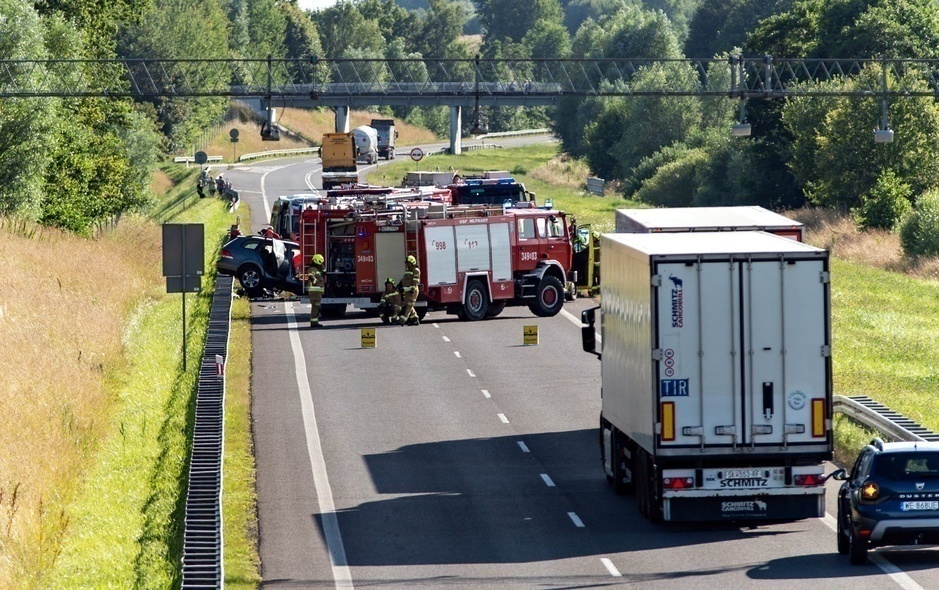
306;254;326;327
398;255;421;326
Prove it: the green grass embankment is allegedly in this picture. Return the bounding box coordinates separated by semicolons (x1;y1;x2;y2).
48;167;259;587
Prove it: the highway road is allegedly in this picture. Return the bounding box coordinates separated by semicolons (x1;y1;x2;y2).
222;142;939;589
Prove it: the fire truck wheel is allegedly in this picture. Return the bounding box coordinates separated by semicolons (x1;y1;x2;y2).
237;266;264;297
529;276;564;317
462;280;490;321
321;304;347;318
485;300;506;318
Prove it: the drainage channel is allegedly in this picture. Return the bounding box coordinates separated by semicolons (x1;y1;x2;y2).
181;274;233;588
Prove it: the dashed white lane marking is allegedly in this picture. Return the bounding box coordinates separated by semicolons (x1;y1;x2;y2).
432;323;440;328
821;513;923;590
466;369;476;377
560;308;601;344
568;512;585;528
454;351;461;358
517;441;530;453
600;558;622;577
540;474;555;487
442;336;450;342
481;389;491;398
285;303;353;589
498;413;509;424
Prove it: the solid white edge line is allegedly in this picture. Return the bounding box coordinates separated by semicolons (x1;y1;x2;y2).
285;302;354;589
517;441;530;453
467;369;476;377
481;389;491;398
600;558;622;577
567;512;585;528
540;474;555;487
498;413;509;424
821;513;924;590
560;307;601;344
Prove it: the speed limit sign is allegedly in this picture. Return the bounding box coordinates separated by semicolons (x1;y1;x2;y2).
410;147;424;162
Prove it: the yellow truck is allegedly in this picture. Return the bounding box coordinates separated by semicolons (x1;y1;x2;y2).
320;132;359;190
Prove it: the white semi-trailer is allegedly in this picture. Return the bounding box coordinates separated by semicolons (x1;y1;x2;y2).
614;206;804;242
582;231;833;522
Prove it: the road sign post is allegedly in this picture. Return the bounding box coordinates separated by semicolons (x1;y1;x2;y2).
163;223;205;371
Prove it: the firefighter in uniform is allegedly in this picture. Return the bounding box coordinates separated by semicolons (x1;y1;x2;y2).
306;253;326;327
379;277;402;324
398;255;421;325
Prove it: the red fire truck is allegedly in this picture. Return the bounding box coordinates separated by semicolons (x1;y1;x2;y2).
297;201;575;320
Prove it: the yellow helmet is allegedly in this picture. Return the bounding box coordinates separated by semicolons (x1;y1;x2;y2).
406;255;417;266
385;277;396;286
312;254;324;266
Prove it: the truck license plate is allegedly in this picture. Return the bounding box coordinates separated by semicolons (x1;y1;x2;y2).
901;501;939;511
722;469;765;479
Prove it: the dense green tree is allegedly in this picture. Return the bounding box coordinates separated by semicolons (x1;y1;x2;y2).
684;0;793;58
33;0;151;57
563;0;625;35
313;2;385;57
357;0;422;50
782;70;939;212
522;19;571;58
282;2;324;81
120;0;229;149
900;189;939;258
0;0;57;218
417;0;466;57
476;0;563;43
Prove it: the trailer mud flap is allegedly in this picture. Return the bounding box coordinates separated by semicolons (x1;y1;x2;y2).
664;493;823;522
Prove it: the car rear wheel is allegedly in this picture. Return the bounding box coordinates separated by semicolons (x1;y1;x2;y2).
237;266;264;297
848;522;869;565
837;503;849;555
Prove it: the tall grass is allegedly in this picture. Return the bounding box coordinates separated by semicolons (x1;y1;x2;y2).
0;216;162;586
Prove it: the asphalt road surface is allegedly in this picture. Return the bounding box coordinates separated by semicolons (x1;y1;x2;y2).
221;142;939;589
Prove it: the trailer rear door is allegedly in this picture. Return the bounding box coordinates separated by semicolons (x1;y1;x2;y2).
655;256;829;450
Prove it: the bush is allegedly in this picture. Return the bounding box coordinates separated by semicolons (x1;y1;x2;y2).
633;149;706;207
853;170;912;231
900;189;939;258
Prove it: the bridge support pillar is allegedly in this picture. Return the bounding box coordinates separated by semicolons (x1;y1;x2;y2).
449;106;462;155
335;106;350;133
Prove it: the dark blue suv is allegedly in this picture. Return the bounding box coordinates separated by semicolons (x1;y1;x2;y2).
833;439;939;564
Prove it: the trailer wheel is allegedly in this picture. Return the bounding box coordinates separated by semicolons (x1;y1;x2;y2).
485;300;506;318
528;275;564;317
462;280;489;321
237;265;264;297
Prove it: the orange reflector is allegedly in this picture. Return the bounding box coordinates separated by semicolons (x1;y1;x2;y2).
811;398;825;437
661;402;675;441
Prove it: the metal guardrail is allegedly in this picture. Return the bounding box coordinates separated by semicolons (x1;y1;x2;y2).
181;274;233;588
175;156;223;164
834;395;939;442
238;147;318;162
476;128;550;139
